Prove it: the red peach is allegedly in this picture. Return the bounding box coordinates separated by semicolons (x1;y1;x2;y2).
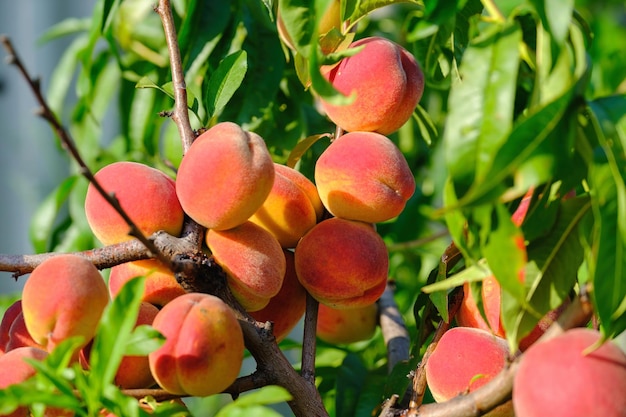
21;254;109;353
175;122;275;231
316;302;378;345
0;346;49;417
320;36;424;135
294;217;388;309
513;328;626;417
314;131;415;223
108;260;186;308
206;221;286;312
5;312;44;352
250;250;307;342
249;164;321;248
148;293;244;397
85;161;184;245
0;300;23;354
425;327;511;405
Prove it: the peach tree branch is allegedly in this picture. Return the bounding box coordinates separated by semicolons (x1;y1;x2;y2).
0;35;170;269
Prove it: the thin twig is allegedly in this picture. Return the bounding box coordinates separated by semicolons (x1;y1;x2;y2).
154;0;196;153
0;35;170;268
301;292;319;384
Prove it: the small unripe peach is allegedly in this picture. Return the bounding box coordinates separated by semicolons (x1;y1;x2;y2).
108;260;186;308
249;164;322;248
295;217;388;309
315;132;415;223
148;293;244;397
513;328;626;417
21;254;109;352
85;161;184;245
425;327;510;405
206;221;286;312
175;122;275;231
317;302;378;344
250;250;307;341
320;36;424;135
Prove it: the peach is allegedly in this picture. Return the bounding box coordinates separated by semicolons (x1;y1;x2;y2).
85;161;184;245
175;122;275;231
426;327;511;401
314;131;415;223
316;302;378;345
206;221;286;312
513;328;626;417
456;275;505;338
294;217;388;309
148;293;244;396
250;250;307;342
319;36;424;135
0;300;23;354
249;164;322;248
5;312;44;351
108;260;186;308
0;346;49;417
21;254;109;353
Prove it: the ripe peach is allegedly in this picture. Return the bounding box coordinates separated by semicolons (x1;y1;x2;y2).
456;275;505;338
250;250;307;342
295;217;388;309
425;327;511;406
0;346;49;417
320;36;424;135
206;221;286;312
0;300;23;354
514;328;626;417
175;122;275;231
148;293;244;397
249;164;322;248
274;163;325;221
21;254;109;353
108;260;186;308
85;161;184;245
5;312;44;352
314;132;415;223
316;302;378;345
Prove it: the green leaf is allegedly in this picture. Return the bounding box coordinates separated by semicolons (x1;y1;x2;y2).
529;0;574;46
335;354;368;417
344;0;421;28
287;133;332;167
123;324;165;356
214;386;292;417
278;0;317;57
585;95;626;339
206;50;248;118
422;260;491;295
29;176;78;253
444;21;522;197
87;276;147;395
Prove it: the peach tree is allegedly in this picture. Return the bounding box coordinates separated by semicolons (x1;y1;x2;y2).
1;0;626;416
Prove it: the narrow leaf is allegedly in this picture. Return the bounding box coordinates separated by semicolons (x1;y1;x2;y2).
206;50;248;118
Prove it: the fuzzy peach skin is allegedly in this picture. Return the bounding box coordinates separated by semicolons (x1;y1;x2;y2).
513;328;626;417
295;217;388;309
108;260;186;308
85;161;184;245
317;302;378;345
315;132;415;224
21;254;109;353
0;300;23;354
206;221;286;312
0;346;49;417
320;36;424;135
175;122;275;231
148;293;244;397
275;163;325;221
250;250;307;342
425;327;511;410
456;275;506;338
249;164;322;248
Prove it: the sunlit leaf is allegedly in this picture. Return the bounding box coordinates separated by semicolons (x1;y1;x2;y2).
206;50;248;118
